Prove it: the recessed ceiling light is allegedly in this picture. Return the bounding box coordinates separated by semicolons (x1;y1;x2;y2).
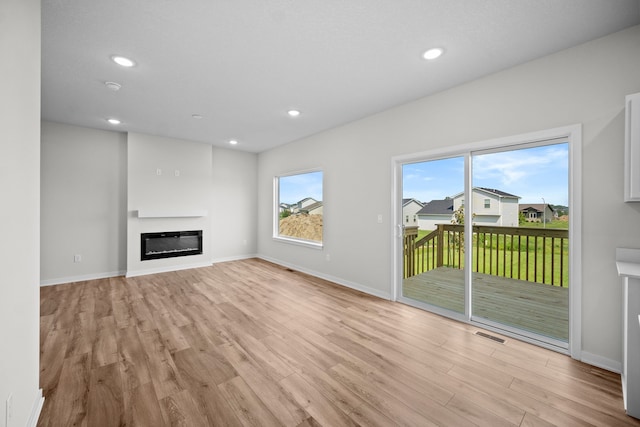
106;118;121;125
287;110;301;117
111;55;136;67
229;139;238;145
192;114;203;119
104;81;122;91
423;47;444;60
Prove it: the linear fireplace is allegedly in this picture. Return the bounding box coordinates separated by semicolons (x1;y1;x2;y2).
141;230;203;261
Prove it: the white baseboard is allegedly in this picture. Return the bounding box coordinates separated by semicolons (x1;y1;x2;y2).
27;389;44;427
581;351;622;374
212;254;258;264
125;261;213;278
257;255;391;300
40;270;125;286
39;256;258;285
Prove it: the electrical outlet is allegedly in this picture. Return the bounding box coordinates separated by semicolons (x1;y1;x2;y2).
6;393;12;427
74;254;82;263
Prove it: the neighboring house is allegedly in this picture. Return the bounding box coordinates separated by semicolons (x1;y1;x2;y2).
402;198;424;226
520;203;555;223
279;203;292;214
416;199;454;230
301;201;323;215
451;187;521;227
418;188;521;230
290;197;318;214
286;198;323;215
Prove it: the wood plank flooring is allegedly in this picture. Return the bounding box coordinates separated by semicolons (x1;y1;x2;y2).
403;267;569;340
39;258;638;426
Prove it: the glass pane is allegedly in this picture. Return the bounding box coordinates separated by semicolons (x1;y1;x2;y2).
471;143;569;341
402;157;465;313
277;171;323;243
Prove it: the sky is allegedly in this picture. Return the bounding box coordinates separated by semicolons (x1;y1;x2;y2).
403;143;569;206
279;171;323;204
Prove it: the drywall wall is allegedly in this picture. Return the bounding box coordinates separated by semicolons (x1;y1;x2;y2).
40;126;258;281
41;122;127;284
0;0;43;425
211;147;259;261
257;25;640;368
127;132;214;275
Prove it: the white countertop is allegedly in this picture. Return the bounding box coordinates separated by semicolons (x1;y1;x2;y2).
617;261;640;279
617;248;640;279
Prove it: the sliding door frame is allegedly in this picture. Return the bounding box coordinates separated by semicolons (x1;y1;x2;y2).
391;124;582;359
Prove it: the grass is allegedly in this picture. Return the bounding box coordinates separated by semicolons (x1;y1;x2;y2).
409;220;569;287
519;219;569;230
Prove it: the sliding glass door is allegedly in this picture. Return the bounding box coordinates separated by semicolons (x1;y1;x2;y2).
396;129;577;352
470;143;569;344
401;157;466;315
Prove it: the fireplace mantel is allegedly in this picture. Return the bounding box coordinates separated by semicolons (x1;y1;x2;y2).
136;209;208;218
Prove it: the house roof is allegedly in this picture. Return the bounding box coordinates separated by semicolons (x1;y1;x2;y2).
417;199;454;215
296;197;317;205
520;203;555;213
300;201;323;213
450;187;520;200
476;187;520;198
403;198;424;207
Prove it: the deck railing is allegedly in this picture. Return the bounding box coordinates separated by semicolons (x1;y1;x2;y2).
404;224;569;287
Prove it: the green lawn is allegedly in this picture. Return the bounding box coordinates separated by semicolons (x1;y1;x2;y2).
409;221;569;287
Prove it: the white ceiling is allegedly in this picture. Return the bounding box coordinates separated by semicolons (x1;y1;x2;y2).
42;0;640;153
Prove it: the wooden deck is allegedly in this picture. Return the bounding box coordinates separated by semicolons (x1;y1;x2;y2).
402;267;569;341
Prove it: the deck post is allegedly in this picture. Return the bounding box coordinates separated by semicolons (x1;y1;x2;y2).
403;226;419;278
437;224;444;267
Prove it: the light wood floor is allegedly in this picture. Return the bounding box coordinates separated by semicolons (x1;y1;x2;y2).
403;267;569;341
39;258;638;426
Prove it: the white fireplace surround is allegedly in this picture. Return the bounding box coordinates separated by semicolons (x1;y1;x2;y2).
127;133;215;277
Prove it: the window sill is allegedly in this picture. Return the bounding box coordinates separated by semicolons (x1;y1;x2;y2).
273;236;323;250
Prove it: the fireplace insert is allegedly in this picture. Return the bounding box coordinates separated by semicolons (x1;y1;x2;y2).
141;230;203;261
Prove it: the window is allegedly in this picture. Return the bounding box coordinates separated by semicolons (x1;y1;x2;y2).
274;170;323;246
406;215;409;223
484;198;491;209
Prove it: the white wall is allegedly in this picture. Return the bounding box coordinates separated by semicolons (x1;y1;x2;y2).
126;133;259;276
0;0;42;425
211;147;258;261
41;122;127;284
258;25;640;368
127;133;214;276
40;125;259;281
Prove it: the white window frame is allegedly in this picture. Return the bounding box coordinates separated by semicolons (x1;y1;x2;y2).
273;168;324;249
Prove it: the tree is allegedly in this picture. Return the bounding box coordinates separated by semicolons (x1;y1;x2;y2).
279;209;291;219
451;205;464;225
519;212;526;225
